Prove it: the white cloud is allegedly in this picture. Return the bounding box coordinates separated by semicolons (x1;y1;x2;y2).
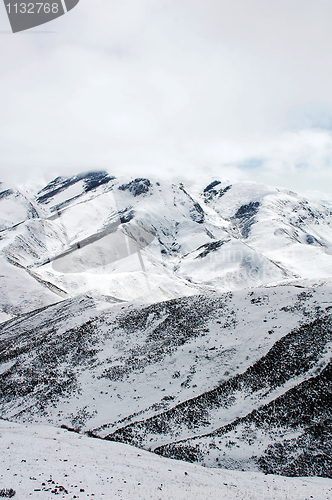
0;0;332;200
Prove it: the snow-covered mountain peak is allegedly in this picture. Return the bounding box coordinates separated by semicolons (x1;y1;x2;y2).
0;172;331;319
35;171;116;213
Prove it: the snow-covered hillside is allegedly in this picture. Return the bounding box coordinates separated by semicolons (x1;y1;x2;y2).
1;283;331;478
202;180;332;282
1;171;332;487
1;172;332;319
1;419;331;499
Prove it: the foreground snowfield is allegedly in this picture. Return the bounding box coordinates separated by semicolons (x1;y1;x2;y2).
1;419;331;500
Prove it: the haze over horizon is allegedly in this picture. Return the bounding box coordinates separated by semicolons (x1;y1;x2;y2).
1;0;332;201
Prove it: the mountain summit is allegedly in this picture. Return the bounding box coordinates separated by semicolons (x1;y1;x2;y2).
0;172;331;318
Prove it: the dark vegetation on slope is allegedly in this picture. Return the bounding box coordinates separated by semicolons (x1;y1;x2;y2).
0;292;232;421
101;293;232;383
106;315;332;449
155;361;332;478
239;362;332;478
0;319;98;414
0;297;99;417
1;284;331;479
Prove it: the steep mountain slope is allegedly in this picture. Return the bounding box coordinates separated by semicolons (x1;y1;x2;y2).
0;182;39;231
154;360;332;478
201;180;332;281
1;171;332;481
1;172;332;320
102;294;332;479
107;312;332;450
0;182;63;320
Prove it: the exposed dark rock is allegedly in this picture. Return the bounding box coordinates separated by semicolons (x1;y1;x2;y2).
203;181;221;193
233;201;260;238
190;202;205;224
203;184;231;203
0;189;14;200
118;178;151;197
234;201;260;220
178;184;205;223
195;240;230;259
119;209;135;223
36;171;114;204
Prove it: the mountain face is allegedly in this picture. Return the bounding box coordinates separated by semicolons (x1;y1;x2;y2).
1;172;332;318
0;171;332;480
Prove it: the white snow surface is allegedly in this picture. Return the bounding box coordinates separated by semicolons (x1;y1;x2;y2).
1;419;331;500
0;183;39;231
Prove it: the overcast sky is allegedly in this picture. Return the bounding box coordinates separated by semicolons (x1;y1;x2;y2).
1;0;332;199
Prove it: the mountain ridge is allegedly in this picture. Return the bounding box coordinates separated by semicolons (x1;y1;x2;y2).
1;171;332;319
1;171;332;480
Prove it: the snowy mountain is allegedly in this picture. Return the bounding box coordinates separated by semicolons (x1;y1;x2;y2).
1;171;332;485
1;172;332;319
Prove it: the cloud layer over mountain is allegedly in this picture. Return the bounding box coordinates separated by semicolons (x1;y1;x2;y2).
1;1;332;198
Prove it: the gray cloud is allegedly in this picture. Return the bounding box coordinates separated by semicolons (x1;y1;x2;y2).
0;0;332;199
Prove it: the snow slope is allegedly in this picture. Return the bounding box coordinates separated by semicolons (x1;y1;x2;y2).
1;419;332;500
1;284;331;478
201;180;332;281
0;183;39;231
1;172;332;318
